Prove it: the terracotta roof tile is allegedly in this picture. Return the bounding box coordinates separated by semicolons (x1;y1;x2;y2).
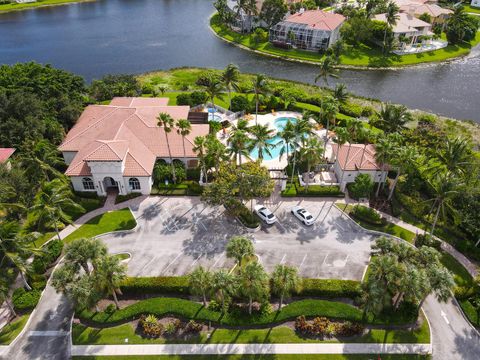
285;10;345;31
333;144;382;171
0;148;15;163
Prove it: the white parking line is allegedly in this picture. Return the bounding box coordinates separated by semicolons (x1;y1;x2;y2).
190;254;203;268
161;253;182;274
210;254;224;269
322;252;330;266
298;254;308;270
279;253;287;264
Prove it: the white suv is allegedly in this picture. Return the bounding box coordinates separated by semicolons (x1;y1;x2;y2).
254;205;277;225
291;206;315;226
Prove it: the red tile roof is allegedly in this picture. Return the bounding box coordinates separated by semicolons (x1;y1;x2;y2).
0;148;15;163
285;10;345;31
60;98;209;177
332;144;382;171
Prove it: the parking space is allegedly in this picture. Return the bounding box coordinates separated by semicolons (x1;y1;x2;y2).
101;196;375;280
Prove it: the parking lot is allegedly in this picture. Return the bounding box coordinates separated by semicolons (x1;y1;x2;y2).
101;196;376;280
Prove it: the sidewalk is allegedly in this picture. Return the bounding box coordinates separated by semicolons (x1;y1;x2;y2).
72;343;432;356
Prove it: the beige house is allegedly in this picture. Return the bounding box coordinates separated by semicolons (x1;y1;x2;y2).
59;97;209;196
374;12;432;43
393;0;453;25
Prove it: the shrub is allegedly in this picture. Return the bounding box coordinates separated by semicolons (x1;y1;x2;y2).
139;314;163;338
190;91;209;106
207;299;222;312
415;234;441;250
295;316;363;338
153;163;186;184
29;274;47;290
31;239;64;275
348;174;374;200
176;93;193;106
226;200;260;228
119;276;190;295
184;320;202;334
339;102;363;117
296;184;344;197
12;288;41;311
351;205;383;225
186;168;201;181
299;279;362;298
230;95;251;112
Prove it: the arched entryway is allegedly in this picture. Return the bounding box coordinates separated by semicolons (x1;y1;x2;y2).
103;177;118;193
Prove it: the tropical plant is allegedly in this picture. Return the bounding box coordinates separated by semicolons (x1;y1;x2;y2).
193;136;209;183
176;118;192;169
222;64;241;110
30;179;83;240
378;103;412;133
157;113;177;183
298;137;324;191
278;120;296;162
333;127;352;190
205;135;229;175
227;126;250;166
226;236;255;265
64;237;107;275
189;266;213;306
333;83;348;103
314;56;338;86
383;2;400;54
387;145;418;200
290;118;315;184
271;264;301;308
197;73;225;117
374;136;395;197
248;124;275;161
95;255;127;309
238;261;270;314
319;96;339;152
0;280;16;317
250;74;269;125
212;269;237;309
20;140;65;182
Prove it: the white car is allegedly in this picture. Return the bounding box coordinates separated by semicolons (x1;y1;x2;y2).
254;205;277;225
291;206;315;226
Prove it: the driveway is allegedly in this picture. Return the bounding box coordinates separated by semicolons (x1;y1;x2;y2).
101;196;375;280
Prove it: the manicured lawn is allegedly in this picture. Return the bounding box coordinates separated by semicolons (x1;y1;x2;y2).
210;14;480;68
336;204;416;243
0;0;91;13
0;313;30;345
72;355;431;360
465;5;480;14
33;232;56;248
440;252;473;288
63;208;136;244
67;196;105;220
72;318;429;345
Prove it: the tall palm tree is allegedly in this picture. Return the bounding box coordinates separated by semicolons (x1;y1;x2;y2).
228;128;250;166
319;96;339;153
64;237;107;275
30;179;83;241
212;269;237;309
238;262;269;314
333;127;352;191
189;266;213;306
176;118;192;169
95;255;126;309
278;120;296;162
387;145;418;201
222;63;241;110
200;74;225;119
431;137;471;177
333;83;348;103
205;136;229;175
157;113;177;183
248;124;275;161
250;74;269;125
374;137;395;198
379;103;412;134
193;136;209;183
425;172;463;239
298;137;324;191
290;118;315;184
383;2;400;54
21;140;65;183
271;264;301;308
346;118;364;142
314;56;339;86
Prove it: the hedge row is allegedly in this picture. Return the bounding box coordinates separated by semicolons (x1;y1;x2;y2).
350;205;383;226
31;239;64;275
119;276;361;299
281;182;344;198
12;288;41;311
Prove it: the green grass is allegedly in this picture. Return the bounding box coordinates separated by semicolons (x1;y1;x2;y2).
113;253;130;261
210;14;480;68
72;318;429;345
78;297;413;327
465;5;480;14
33;232;56;248
337;204;416;243
72;355;431;360
0;313;30;345
63;208;136;244
440;252;473;288
459;299;480;327
66;196;105;220
0;0;92;13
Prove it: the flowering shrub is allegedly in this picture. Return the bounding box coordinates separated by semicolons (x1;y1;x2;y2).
139;314;163;338
184;320;203;334
294;315;364;338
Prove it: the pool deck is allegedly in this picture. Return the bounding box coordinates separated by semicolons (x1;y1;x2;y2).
218;111;333;170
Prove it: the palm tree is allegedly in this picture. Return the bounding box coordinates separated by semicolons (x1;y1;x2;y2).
212;269;237;309
271;264;301;308
228;128;250;166
425;173;463;239
189;266;213;306
95;255;127;309
278;120;296;162
298;137;324;191
30;179;83;241
0;281;16;317
387;145;418;200
432;137;471;177
374;137;395;197
248;124;275;161
383;2;400;54
314;56;339;86
379;103;412;134
205;136;229;175
250;74;269;125
290;118;315;184
222;63;241;110
21;140;65;182
193;136;209;184
199;74;225;120
176;118;192;169
157;112;177;183
226;236;255;266
333;83;348;103
64;237;107;275
319;96;339;153
239;262;269;314
333;127;352;191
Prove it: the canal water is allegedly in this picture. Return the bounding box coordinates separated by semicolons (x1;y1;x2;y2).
1;0;479;121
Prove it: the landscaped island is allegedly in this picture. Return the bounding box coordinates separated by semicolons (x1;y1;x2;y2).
0;0;94;13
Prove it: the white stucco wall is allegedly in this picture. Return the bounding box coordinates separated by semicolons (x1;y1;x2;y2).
87;161;126;195
70;176;97;193
121;176;152;195
62;151;77;165
333;161;386;191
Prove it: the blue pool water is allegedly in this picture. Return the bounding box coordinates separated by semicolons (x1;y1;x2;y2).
249;117;298;161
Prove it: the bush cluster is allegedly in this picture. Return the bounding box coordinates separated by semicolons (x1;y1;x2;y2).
350;205;383;225
299;279;362;298
295;315;364;338
12;288;41;311
119;276;190;295
415;234;441;250
176;91;209;107
225;199;260;228
31;239;64;275
281;181;344;198
139;314;164;338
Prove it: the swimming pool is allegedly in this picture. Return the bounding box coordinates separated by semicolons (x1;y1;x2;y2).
207;107;223;122
274;117;297;131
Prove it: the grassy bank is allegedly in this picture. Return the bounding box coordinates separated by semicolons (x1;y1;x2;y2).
72;319;429;345
210;13;480;68
0;313;30;345
63;208;136;243
0;0;92;13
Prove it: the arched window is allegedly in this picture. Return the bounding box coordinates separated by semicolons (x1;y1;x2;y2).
82;177;95;190
129;177;141;190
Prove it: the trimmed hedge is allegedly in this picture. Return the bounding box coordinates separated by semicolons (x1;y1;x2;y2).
115;193;142;204
31;239;63;275
350;205;383;225
151;181;203;196
12;288;41;311
281;181;344;198
120;276;190;295
299;279;362;298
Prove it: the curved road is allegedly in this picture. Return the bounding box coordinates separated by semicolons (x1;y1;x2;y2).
2;197;479;359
